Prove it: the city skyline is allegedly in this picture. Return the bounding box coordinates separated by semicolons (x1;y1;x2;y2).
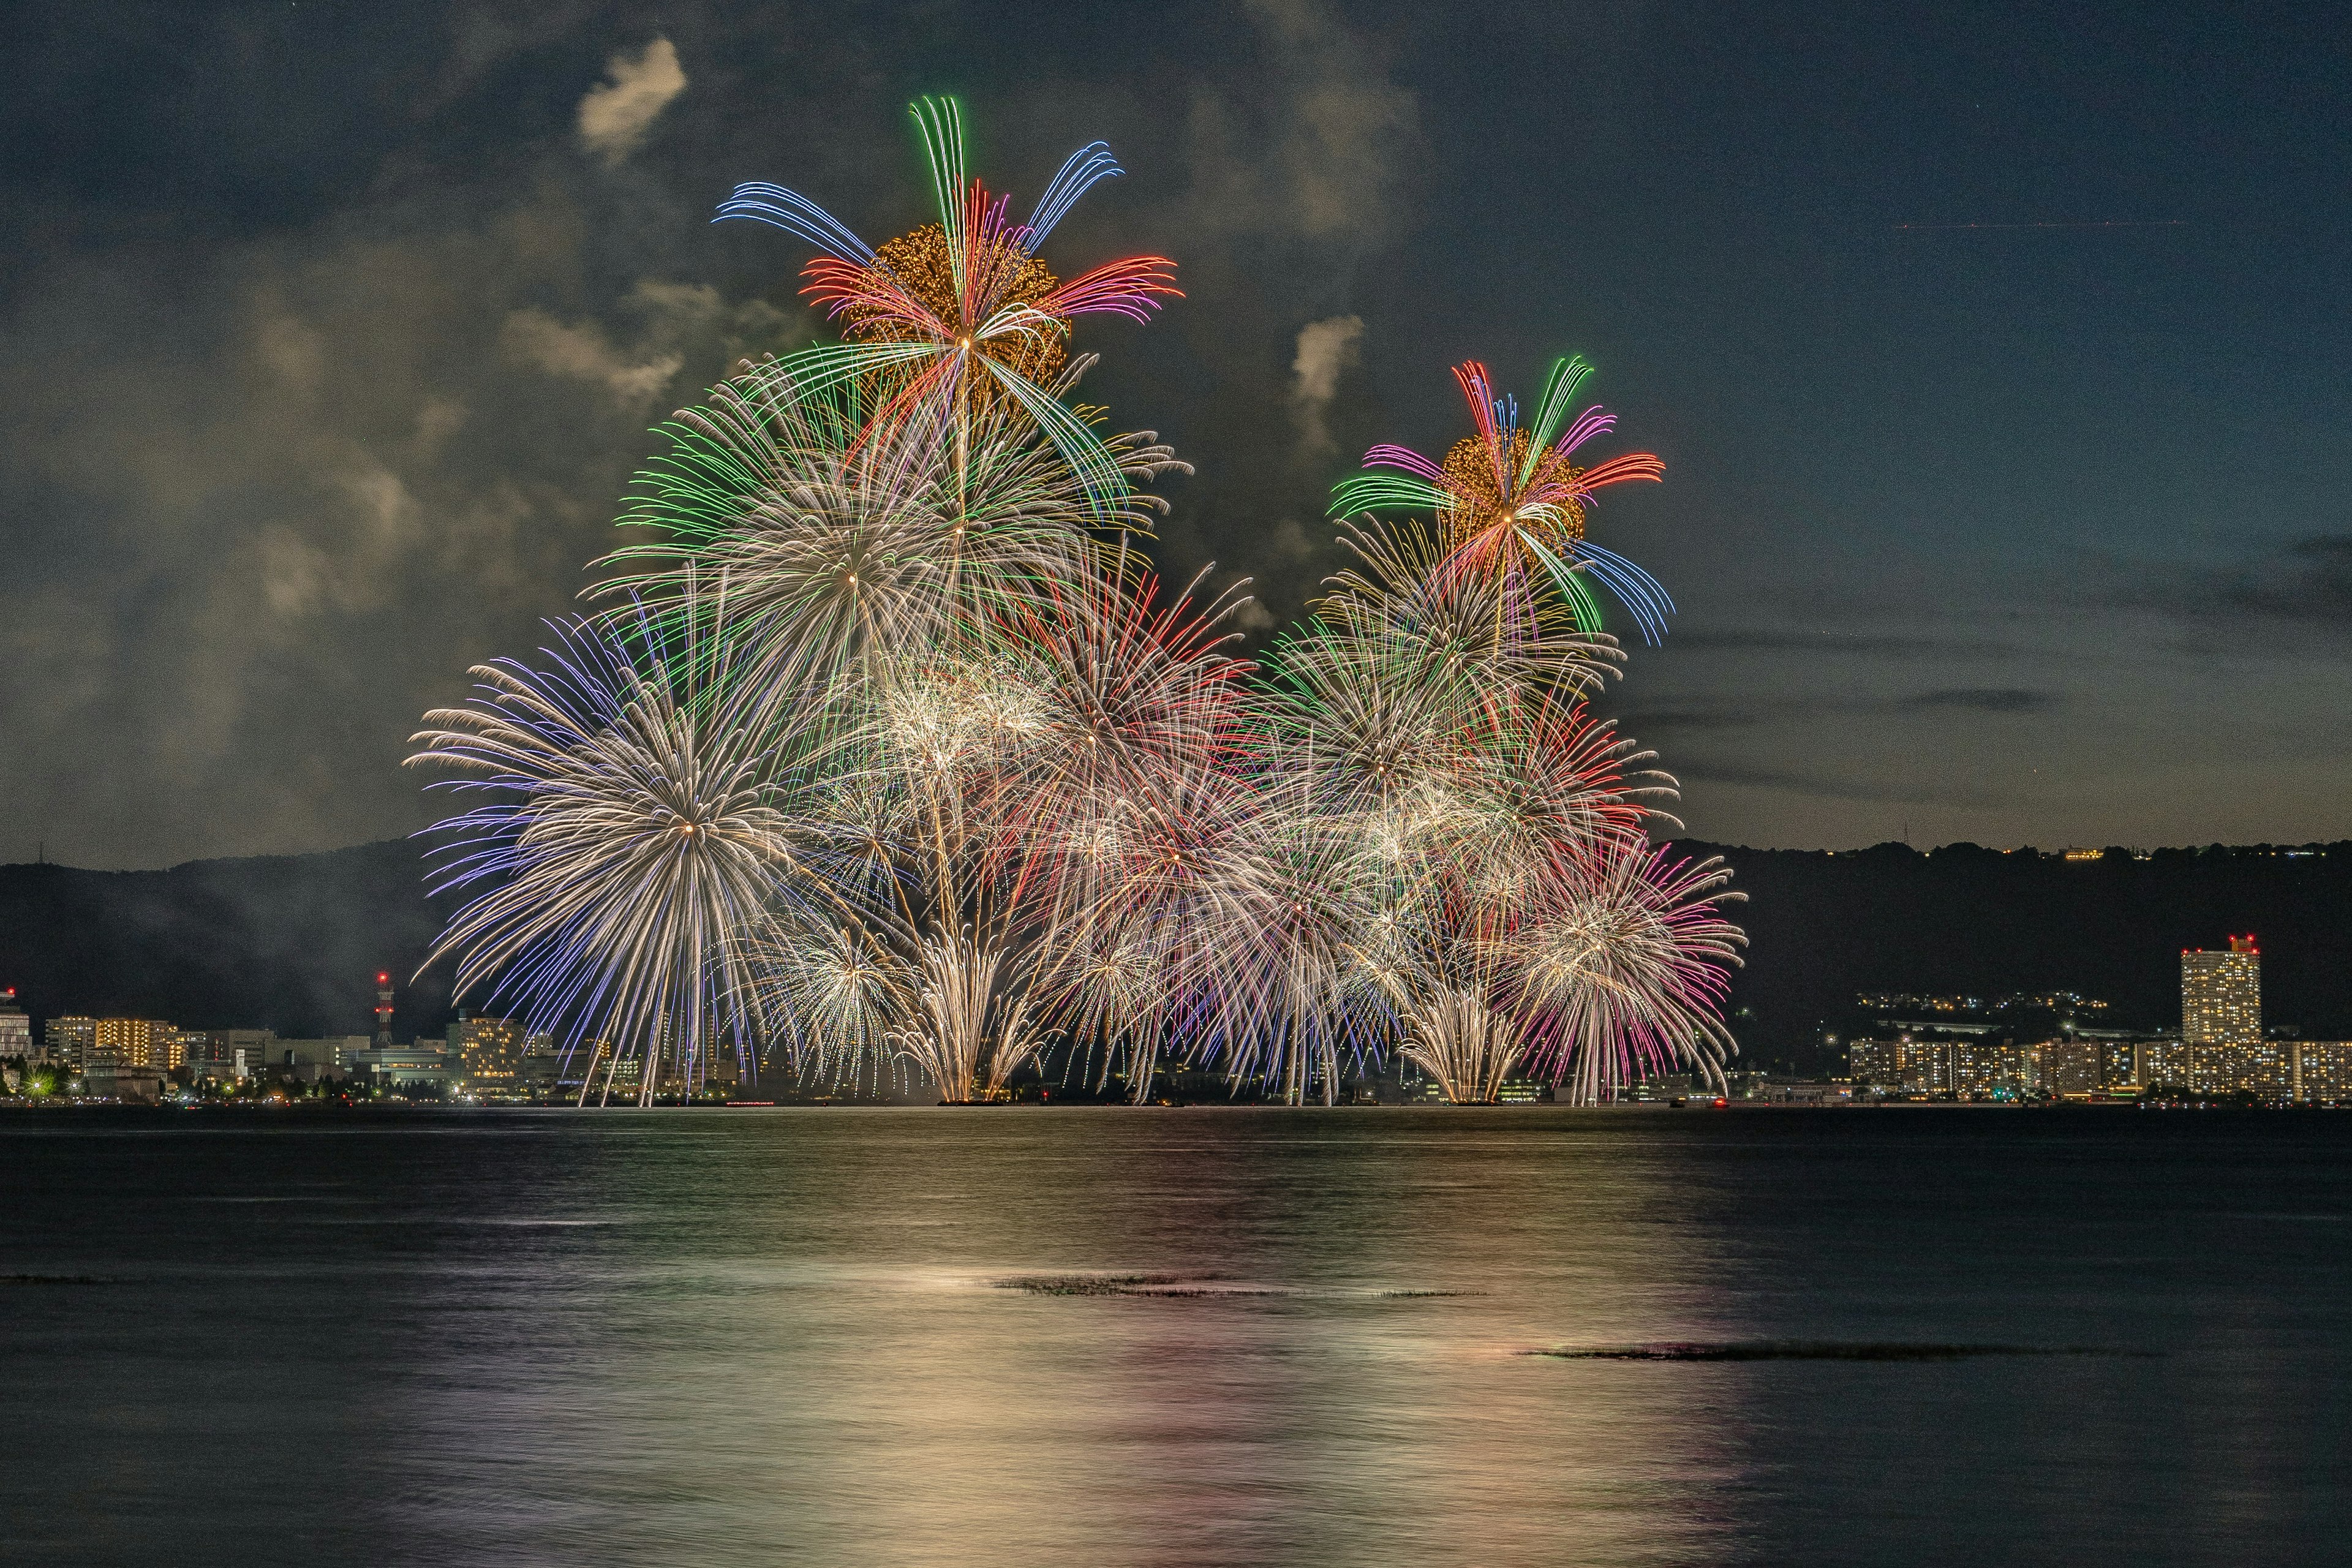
1845;932;2349;1102
19;917;2343;1102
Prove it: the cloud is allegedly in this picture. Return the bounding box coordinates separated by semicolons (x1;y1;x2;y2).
2223;534;2352;621
0;141;794;867
1670;628;2022;658
1264;518;1322;562
576;37;685;166
1231;598;1278;635
1180;1;1420;244
1899;687;2053;714
2103;533;2352;647
1290;315;1362;461
1673;761;2005;809
500;307;684;409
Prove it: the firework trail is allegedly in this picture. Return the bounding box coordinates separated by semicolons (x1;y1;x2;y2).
1265;435;1740;1101
405;592;799;1103
1515;838;1748;1102
601;355;1184;715
1331;357;1675;645
718;97;1180;511
413;95;1746;1108
738;564;1259;1101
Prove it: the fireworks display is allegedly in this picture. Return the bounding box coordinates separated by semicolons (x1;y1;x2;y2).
404;595;795;1103
412;96;1744;1104
1333;357;1677;644
718;97;1180;510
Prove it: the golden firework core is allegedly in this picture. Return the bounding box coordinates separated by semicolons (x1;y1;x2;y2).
842;223;1067;388
1438;431;1585;549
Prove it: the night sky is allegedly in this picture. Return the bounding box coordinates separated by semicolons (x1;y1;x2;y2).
4;1;2346;869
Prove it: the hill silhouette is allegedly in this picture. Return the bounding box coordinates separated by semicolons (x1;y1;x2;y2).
2;839;2346;1069
0;842;456;1041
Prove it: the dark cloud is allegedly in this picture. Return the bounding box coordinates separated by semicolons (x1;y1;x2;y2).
2105;533;2352;639
1667;629;2023;658
1614;703;1763;734
1667;762;2004;809
2227;534;2352;621
4;1;2349;864
0;0;1434;869
1899;688;2054;714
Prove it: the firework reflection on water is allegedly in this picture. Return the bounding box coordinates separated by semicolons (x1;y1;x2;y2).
10;1109;2347;1567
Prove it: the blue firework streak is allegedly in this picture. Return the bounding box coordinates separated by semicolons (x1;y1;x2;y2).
405;594;801;1102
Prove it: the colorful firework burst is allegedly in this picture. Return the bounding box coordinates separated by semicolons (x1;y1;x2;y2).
405;595;798;1102
718;96;1180;508
1331;356;1675;643
412;94;1744;1107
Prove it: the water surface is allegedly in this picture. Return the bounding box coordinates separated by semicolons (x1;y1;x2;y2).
4;1107;2345;1565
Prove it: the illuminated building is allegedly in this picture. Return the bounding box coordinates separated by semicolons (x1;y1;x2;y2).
2192;1041;2289;1097
81;1065;163;1103
2294;1043;2352;1103
374;971;396;1047
448;1012;526;1087
2182;937;2260;1045
2180;936;2272;1094
93;1017;182;1071
345;1042;451;1090
1847;1036;1956;1095
45;1015;96;1068
0;1002;31;1060
274;1037;370;1077
1847;1038;1898;1087
2098;1040;2146;1090
1747;1080;1853;1105
2040;1039;2101;1098
571;1041;641;1096
190;1029;277;1080
2136;1039;2191;1089
1950;1037;2034;1098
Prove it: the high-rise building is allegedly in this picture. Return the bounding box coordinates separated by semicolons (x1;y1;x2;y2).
2040;1038;2101;1097
45;1016;96;1069
2182;936;2271;1094
1950;1037;2034;1098
189;1029;277;1081
374;971;396;1047
2294;1042;2352;1103
2182;937;2261;1045
88;1017;184;1070
1847;1035;1957;1095
448;1012;526;1087
0;1000;32;1060
1847;1038;1898;1085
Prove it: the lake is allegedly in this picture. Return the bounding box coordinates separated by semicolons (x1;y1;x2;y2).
3;1106;2346;1566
